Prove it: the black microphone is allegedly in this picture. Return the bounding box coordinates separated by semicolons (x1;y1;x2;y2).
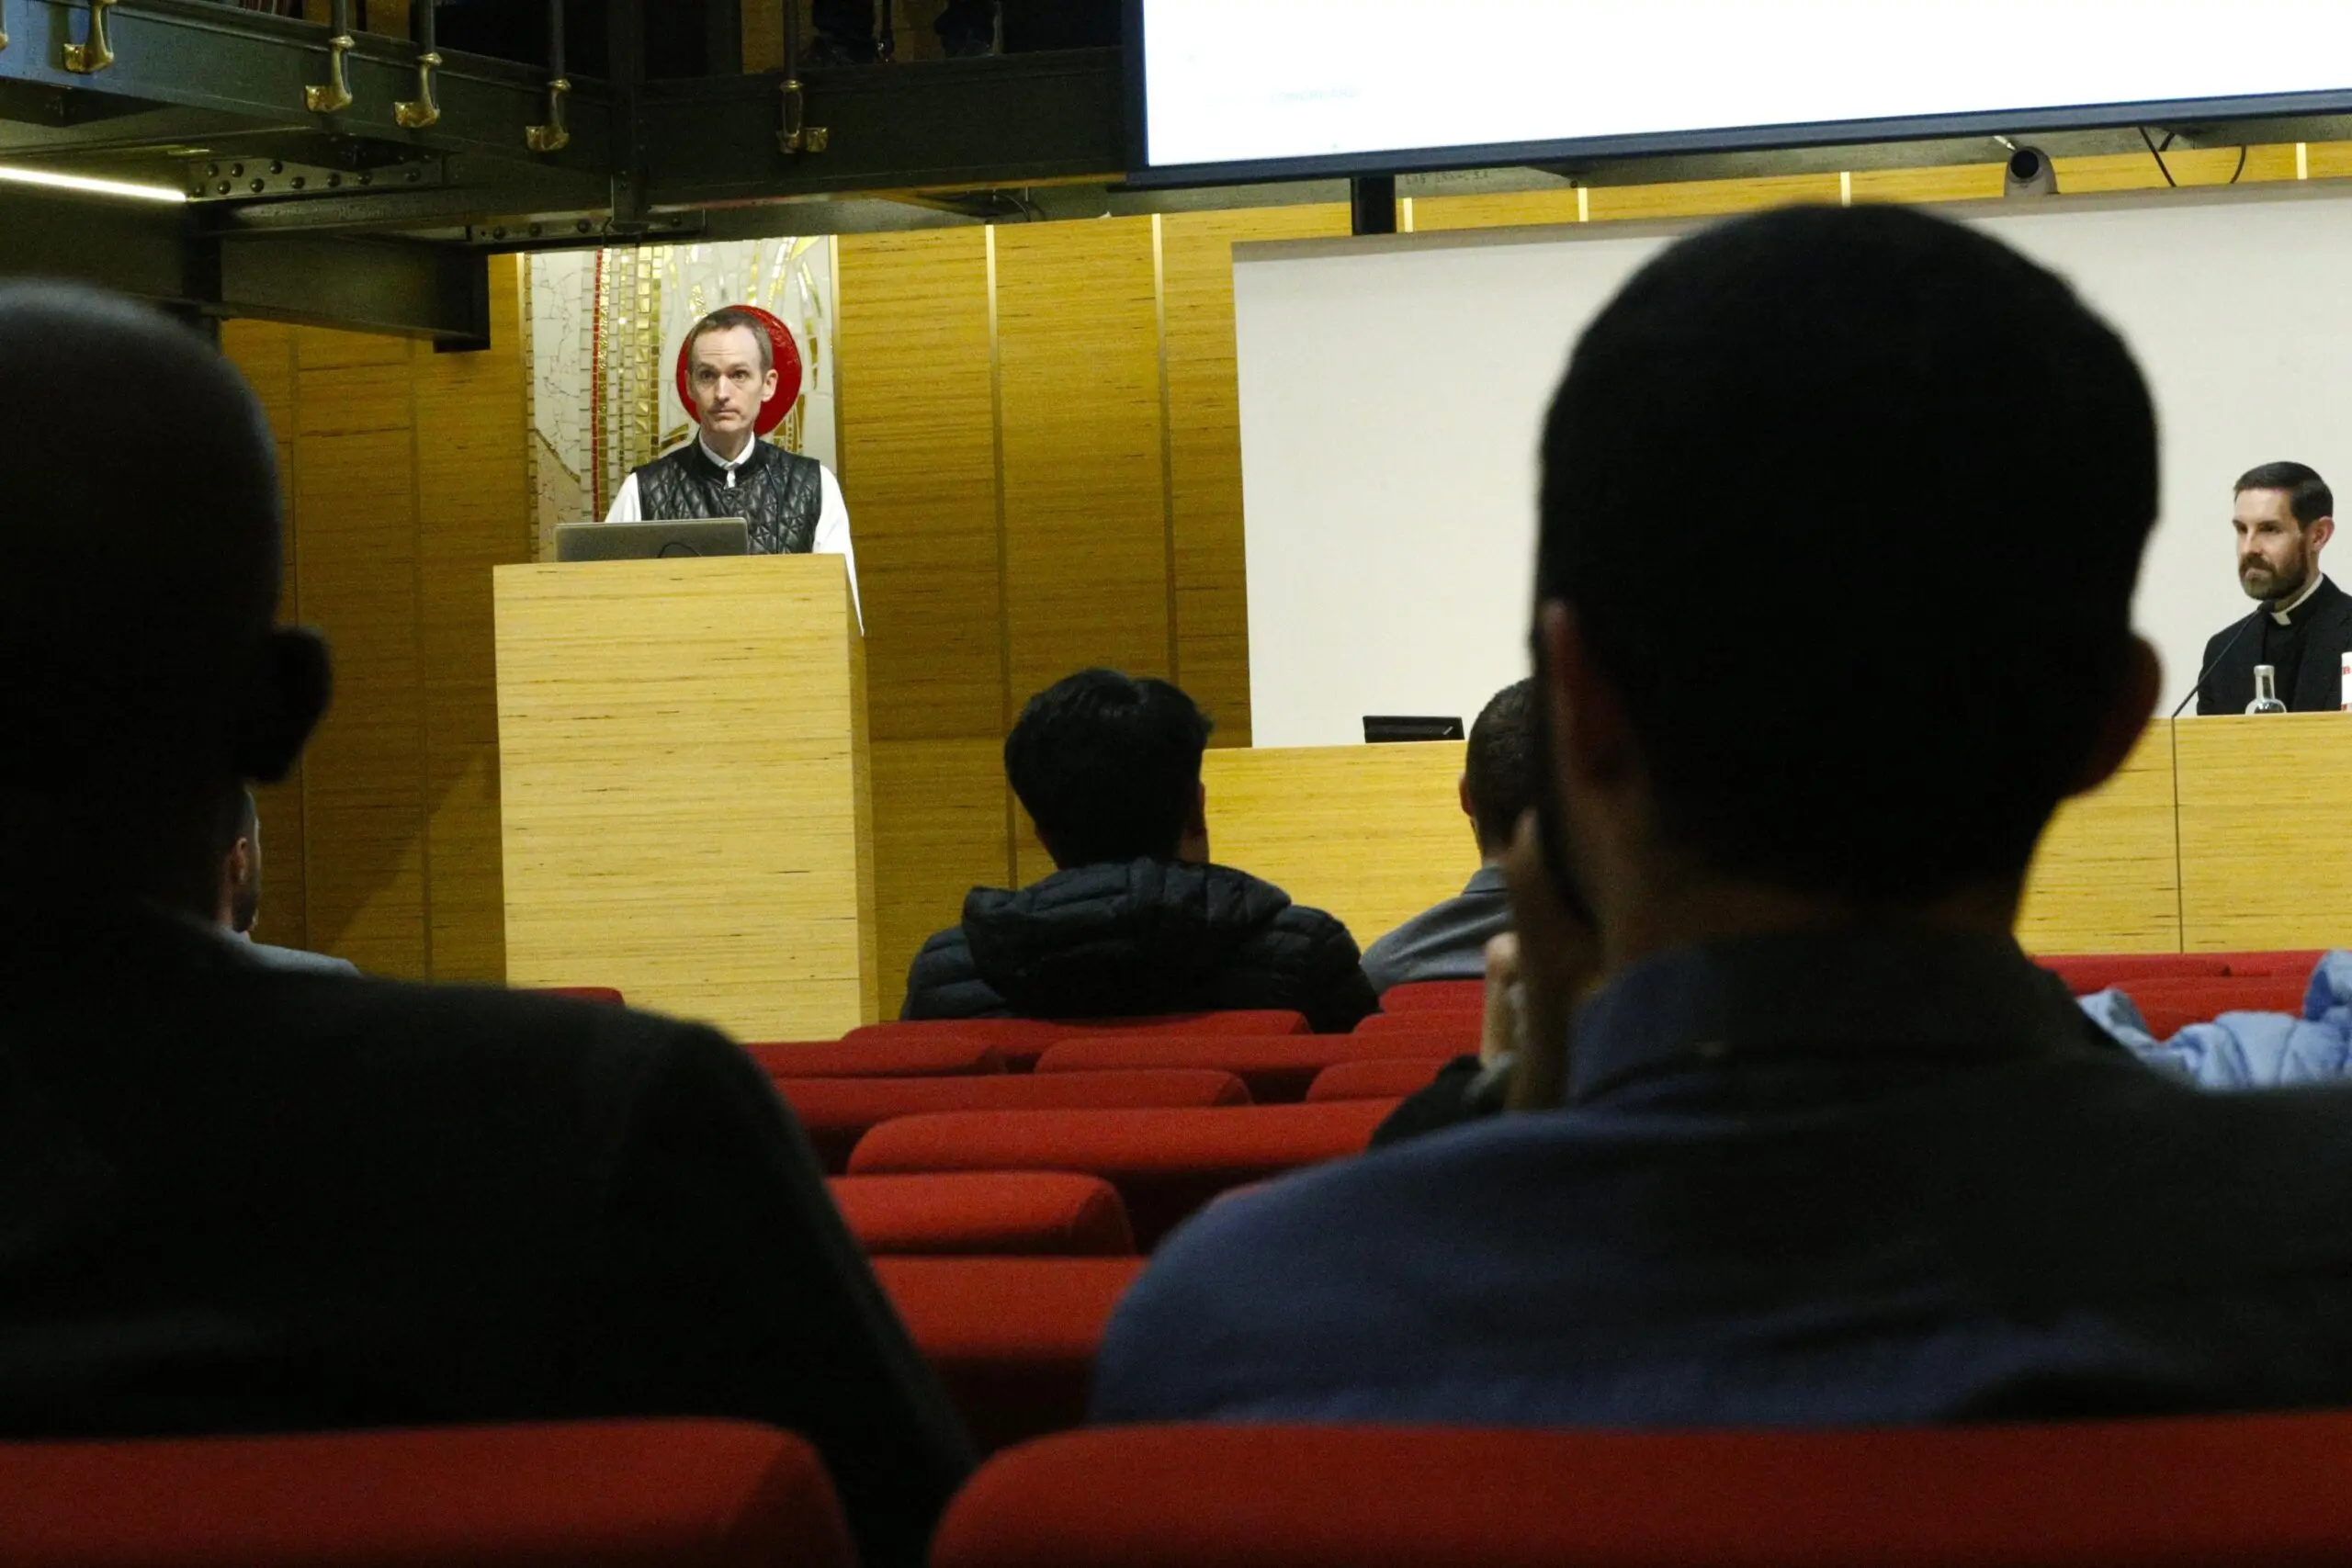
2168;609;2262;719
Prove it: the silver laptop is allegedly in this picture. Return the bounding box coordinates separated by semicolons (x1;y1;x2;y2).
554;519;750;562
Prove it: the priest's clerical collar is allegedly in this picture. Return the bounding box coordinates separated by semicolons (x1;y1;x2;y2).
2269;570;2326;626
697;433;760;472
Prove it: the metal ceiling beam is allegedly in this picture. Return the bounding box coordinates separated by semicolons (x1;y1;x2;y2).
0;1;608;172
641;49;1125;207
0;183;490;345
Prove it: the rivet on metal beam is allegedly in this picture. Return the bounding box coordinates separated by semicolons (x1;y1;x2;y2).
526;77;571;153
306;32;356;114
64;0;118;74
395;51;443;128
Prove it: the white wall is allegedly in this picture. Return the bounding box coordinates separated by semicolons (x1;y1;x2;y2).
1235;184;2352;746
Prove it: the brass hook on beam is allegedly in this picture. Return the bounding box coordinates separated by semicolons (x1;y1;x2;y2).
526;77;571;153
395;51;442;129
306;29;356;114
64;0;117;74
778;78;828;154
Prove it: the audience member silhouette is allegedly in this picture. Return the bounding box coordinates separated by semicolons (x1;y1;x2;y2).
1094;204;2352;1426
902;668;1378;1032
0;282;969;1568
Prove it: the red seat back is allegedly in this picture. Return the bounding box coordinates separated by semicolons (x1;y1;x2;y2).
1034;1034;1457;1103
1351;1010;1482;1046
847;1101;1396;1246
846;1013;1310;1071
1377;979;1485;1012
535;986;627;1006
2039;953;2228;993
934;1415;2352;1568
0;1421;849;1568
1306;1055;1450;1102
2119;973;2309;1040
745;1038;1008;1079
872;1258;1145;1453
829;1172;1136;1257
776;1069;1249;1172
2220;949;2328;976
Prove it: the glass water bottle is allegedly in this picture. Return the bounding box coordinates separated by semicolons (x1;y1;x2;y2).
2246;664;2289;715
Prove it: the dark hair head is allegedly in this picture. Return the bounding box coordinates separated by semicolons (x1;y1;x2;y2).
2233;461;2332;527
0;283;287;779
1005;670;1212;868
686;307;774;374
0;282;324;912
1537;204;2157;900
1464;679;1539;852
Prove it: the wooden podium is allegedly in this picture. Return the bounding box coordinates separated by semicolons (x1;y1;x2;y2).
492;555;877;1040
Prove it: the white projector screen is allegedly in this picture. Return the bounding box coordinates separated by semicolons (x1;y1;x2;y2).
1136;1;2352;179
1235;184;2352;746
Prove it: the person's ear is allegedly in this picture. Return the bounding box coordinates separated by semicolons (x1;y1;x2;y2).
2309;514;2335;555
232;627;332;784
1457;773;1475;822
1538;602;1636;795
2071;634;2161;797
1176;782;1212;865
760;367;780;404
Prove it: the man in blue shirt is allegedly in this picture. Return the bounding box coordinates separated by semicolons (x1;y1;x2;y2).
1091;204;2352;1427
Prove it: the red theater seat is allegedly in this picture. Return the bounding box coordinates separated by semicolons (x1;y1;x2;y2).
2039;953;2229;993
1306;1055;1450;1102
1035;1034;1457;1103
1351;1010;1481;1045
934;1414;2352;1568
0;1420;849;1568
745;1038;1008;1079
2222;949;2329;976
2119;973;2310;1040
830;1173;1136;1256
848;1101;1396;1246
1378;979;1485;1011
776;1069;1250;1172
536;986;626;1006
844;1012;1310;1070
873;1257;1144;1452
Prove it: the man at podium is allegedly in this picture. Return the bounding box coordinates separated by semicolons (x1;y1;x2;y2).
603;307;861;616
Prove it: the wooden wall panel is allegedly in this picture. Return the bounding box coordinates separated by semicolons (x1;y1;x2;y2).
415;256;531;982
994;218;1171;708
870;738;1012;1010
837;229;1003;741
1849;164;2006;204
1412;189;1585;233
1159;204;1350;747
1588;172;1844;221
293;399;426;977
225;274;529;985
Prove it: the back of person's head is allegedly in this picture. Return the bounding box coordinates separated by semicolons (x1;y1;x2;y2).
1005;669;1211;869
1538;203;2157;902
0;283;329;914
2233;460;2332;526
1464;679;1538;856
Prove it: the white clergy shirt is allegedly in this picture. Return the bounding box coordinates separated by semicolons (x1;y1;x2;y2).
605;436;862;628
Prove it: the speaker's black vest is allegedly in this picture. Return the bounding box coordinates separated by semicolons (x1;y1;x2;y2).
631;440;822;555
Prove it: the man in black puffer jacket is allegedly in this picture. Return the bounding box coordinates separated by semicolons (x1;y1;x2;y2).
901;670;1378;1033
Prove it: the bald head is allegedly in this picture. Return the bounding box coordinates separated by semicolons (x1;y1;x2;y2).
0;283;329;915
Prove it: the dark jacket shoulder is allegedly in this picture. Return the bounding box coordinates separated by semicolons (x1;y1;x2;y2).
900;859;1377;1032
